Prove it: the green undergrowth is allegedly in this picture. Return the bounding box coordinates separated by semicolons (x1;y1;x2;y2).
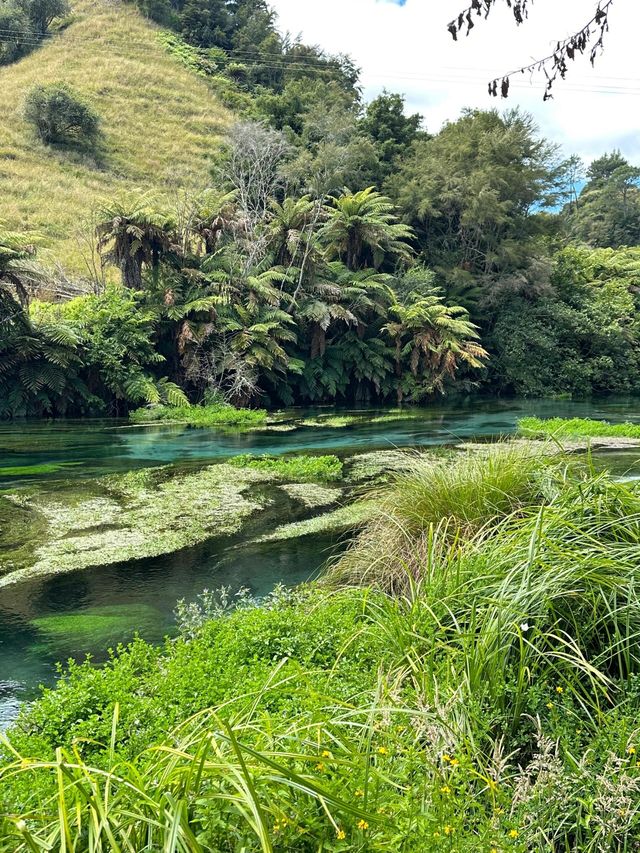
5;447;640;849
129;402;268;428
519;415;640;440
228;454;343;482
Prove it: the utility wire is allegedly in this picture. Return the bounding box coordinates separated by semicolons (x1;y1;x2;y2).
3;28;640;96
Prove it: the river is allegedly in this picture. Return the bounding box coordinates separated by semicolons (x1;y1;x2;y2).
2;396;640;727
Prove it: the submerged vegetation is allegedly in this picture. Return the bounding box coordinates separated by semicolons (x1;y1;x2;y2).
4;446;640;849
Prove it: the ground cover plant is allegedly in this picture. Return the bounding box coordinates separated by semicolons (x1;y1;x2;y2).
228;453;343;483
3;446;640;850
519;416;640;440
129;401;268;427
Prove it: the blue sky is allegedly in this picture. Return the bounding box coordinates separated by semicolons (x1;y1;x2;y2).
270;0;640;166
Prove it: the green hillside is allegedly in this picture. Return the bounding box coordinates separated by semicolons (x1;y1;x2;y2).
0;0;230;275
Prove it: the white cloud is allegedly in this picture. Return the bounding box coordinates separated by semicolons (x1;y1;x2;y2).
269;0;640;164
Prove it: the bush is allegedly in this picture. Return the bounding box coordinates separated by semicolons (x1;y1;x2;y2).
24;83;100;147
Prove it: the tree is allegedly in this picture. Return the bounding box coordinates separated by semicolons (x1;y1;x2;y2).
360;91;423;181
0;228;41;306
0;3;33;65
28;0;68;36
384;287;487;402
449;0;614;99
391;109;561;299
321;187;414;271
24;83;100;147
565;152;640;248
96;195;176;289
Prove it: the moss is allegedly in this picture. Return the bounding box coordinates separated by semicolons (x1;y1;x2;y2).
0;463;76;477
130;403;267;428
299;411;420;430
519;416;640;440
345;450;414;484
258;500;377;543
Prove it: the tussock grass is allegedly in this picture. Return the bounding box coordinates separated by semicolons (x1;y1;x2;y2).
330;442;556;591
519;415;640;439
0;0;229;275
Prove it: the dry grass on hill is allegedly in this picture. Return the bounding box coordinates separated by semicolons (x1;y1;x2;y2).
0;0;230;277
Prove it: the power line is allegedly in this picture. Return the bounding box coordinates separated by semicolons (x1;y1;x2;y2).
3;27;640;96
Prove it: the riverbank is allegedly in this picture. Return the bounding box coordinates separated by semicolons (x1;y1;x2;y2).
3;442;640;850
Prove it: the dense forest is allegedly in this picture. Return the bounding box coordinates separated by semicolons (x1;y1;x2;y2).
2;0;640;416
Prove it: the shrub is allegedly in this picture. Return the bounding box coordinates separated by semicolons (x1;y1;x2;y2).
23;83;100;147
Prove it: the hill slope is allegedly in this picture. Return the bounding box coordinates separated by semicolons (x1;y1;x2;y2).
0;0;230;276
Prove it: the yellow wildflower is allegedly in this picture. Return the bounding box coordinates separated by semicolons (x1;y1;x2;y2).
357;820;369;831
556;686;564;694
322;750;332;758
490;848;499;853
377;746;388;756
449;757;460;767
441;753;452;763
315;762;326;772
508;829;519;839
336;829;346;840
444;825;454;836
628;746;637;755
354;788;364;797
546;702;554;709
440;785;451;794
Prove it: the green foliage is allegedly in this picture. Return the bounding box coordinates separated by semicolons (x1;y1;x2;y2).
129;401;267;426
6;454;640;849
23;83;100;148
0;0;67;66
32;287;182;412
228;453;343;482
565;151;640;248
519;416;640;439
491;246;640;397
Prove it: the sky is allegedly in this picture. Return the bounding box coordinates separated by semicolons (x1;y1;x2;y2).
269;0;640;166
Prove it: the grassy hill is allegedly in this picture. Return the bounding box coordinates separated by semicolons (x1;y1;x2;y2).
0;0;230;277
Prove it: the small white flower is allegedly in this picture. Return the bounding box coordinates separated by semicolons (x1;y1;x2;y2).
520;622;530;632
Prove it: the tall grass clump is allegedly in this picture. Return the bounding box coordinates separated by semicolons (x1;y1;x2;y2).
330;442;557;590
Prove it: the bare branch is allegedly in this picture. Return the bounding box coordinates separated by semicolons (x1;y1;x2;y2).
448;0;614;100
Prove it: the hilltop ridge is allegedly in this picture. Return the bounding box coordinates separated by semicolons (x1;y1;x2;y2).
0;0;230;276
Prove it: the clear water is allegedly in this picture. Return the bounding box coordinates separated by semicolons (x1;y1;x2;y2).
3;396;640;728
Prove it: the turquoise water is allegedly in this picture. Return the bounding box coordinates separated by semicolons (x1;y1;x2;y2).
2;397;640;727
